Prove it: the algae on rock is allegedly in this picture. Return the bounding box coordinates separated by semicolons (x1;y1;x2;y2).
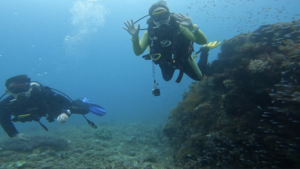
164;20;300;169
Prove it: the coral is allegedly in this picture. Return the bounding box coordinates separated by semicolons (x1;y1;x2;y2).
223;79;234;88
174;81;208;114
269;52;286;63
248;59;271;73
14;161;26;168
203;76;215;86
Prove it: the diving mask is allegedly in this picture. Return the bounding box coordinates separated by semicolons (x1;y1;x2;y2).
7;83;31;101
151;9;170;23
153;17;170;26
8;83;30;94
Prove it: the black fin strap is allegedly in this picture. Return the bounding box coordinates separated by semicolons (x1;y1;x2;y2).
82;115;97;129
39;118;48;131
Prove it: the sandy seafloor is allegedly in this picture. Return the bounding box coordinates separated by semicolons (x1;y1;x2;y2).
0;122;181;169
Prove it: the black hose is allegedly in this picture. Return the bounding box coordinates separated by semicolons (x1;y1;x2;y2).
134;14;149;24
0;93;7;101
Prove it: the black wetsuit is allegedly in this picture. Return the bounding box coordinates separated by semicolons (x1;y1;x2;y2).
0;85;89;137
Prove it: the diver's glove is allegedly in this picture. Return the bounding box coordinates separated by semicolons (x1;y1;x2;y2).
123;19;140;40
175;13;195;31
57;110;71;124
82;98;106;116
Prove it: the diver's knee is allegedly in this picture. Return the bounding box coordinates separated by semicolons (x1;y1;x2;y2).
163;76;172;81
162;73;173;81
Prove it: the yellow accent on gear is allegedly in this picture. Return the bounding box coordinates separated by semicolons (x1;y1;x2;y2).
152;10;168;15
193;54;198;59
147;46;162;61
18;114;31;117
203;41;221;49
150;53;162;61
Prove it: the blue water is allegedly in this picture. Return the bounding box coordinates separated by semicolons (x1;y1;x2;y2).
0;0;298;134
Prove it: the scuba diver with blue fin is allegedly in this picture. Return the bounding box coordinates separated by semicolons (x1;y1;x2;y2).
0;75;106;140
123;0;220;96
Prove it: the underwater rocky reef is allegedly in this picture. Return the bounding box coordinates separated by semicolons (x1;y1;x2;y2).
164;20;300;169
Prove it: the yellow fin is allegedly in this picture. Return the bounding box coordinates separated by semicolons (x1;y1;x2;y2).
203;41;221;49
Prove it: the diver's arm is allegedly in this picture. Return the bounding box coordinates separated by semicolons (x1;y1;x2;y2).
49;93;72;124
179;25;207;45
0;107;19;137
69;99;90;115
43;86;72;117
131;31;149;56
52;94;72;118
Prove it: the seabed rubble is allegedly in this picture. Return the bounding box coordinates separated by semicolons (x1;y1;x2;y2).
0;122;180;169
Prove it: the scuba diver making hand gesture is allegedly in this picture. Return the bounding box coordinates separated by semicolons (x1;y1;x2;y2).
123;0;220;96
174;13;195;30
123;19;140;41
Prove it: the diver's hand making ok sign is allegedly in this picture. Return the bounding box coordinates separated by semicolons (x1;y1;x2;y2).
123;19;140;40
175;13;195;31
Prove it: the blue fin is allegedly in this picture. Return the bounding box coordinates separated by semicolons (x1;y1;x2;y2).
87;102;106;116
82;98;106;116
